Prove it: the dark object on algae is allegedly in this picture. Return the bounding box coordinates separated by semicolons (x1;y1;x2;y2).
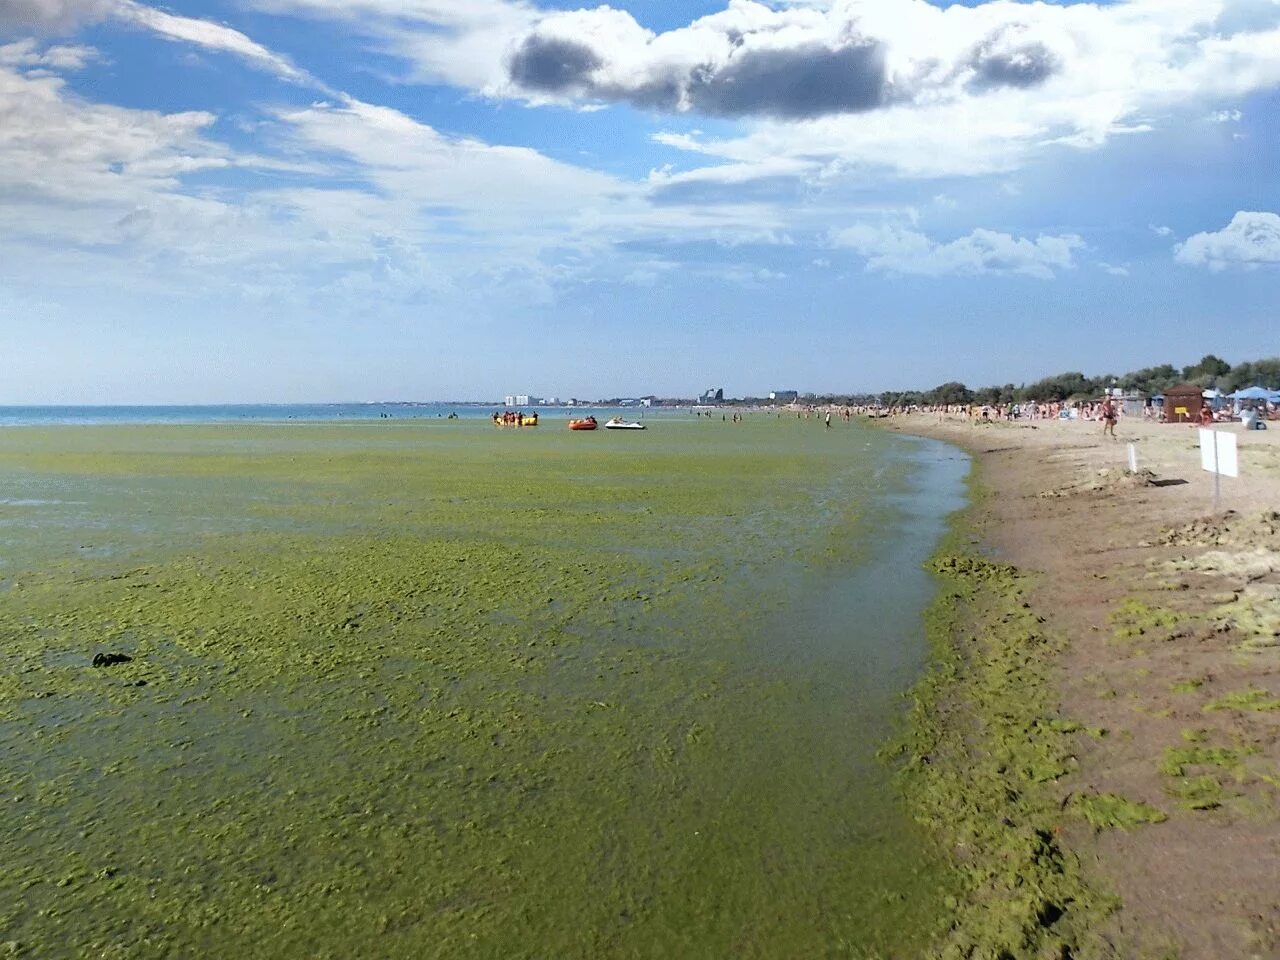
91;652;133;668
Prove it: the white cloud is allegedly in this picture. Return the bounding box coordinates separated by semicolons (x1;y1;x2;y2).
1175;211;1280;270
113;1;316;85
0;58;227;210
0;45;797;313
249;0;538;90
1099;262;1131;277
1150;223;1174;237
272;95;629;242
1210;108;1244;122
832;222;1084;278
1;0;318;85
0;38;99;69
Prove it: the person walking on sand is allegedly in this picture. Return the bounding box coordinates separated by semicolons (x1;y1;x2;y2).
824;411;831;429
1101;396;1118;438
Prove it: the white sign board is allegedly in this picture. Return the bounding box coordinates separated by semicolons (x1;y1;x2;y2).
1199;429;1239;479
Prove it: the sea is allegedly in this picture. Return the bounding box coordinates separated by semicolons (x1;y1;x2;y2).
0;403;660;426
0;413;971;957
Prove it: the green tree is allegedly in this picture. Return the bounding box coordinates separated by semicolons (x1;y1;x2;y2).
926;381;973;405
1022;372;1097;402
1182;354;1232;381
1120;364;1178;394
1222;358;1280;391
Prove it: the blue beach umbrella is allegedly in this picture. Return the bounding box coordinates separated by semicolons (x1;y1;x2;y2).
1229;386;1273;400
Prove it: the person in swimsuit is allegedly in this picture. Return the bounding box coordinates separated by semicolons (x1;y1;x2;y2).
1101;397;1118;438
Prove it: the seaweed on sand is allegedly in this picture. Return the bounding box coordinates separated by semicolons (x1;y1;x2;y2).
884;542;1119;958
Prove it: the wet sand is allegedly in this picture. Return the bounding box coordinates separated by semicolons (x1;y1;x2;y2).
886;413;1280;959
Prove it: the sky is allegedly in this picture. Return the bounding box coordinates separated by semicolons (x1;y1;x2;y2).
1;0;1278;402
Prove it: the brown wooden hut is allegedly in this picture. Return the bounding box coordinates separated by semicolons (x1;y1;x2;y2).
1163;383;1203;423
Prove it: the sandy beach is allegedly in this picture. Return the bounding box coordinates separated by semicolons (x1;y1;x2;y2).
886;413;1280;958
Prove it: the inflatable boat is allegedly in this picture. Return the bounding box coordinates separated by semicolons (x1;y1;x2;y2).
568;417;598;431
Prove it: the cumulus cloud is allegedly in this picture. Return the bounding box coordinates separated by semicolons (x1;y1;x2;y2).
1175;211;1280;270
486;1;1061;118
505;23;891;119
832;223;1084;278
965;27;1059;92
250;0;1280;182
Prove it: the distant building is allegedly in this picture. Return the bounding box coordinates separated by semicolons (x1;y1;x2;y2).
515;395;531;406
769;390;798;403
700;387;724;403
503;395;516;407
640;397;653;407
545;396;560;406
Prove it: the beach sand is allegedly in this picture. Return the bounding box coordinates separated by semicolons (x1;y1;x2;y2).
886;413;1280;959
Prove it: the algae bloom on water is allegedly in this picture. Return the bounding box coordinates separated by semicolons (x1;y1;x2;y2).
0;419;967;959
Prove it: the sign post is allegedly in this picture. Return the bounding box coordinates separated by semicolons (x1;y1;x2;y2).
1199;429;1239;511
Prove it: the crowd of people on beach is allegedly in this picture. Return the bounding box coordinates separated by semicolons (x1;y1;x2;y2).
867;397;1278;427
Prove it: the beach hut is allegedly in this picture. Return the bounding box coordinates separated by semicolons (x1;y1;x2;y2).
1163;384;1203;423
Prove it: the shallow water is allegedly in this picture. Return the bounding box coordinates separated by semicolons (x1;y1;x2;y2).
0;418;967;959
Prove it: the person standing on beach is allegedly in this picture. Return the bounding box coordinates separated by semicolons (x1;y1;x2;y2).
824;411;831;429
1101;396;1118;438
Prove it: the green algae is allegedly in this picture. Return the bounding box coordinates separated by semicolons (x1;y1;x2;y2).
1164;775;1230;811
1204;689;1280;712
1157;736;1268;811
884;537;1117;959
1109;599;1186;644
1072;793;1167;831
0;419;966;959
1158;746;1249;779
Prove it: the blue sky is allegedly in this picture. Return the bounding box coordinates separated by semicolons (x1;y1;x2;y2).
1;0;1278;402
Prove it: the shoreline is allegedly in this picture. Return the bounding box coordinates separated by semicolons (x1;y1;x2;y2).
883;413;1280;959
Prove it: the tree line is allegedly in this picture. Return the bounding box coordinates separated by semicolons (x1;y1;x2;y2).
795;354;1280;409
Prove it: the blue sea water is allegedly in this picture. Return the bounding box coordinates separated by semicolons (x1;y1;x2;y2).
0;404;668;427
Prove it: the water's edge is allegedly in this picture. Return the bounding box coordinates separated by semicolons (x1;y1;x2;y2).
886;456;1118;958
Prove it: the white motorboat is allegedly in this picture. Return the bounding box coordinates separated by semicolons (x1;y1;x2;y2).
604;417;646;430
